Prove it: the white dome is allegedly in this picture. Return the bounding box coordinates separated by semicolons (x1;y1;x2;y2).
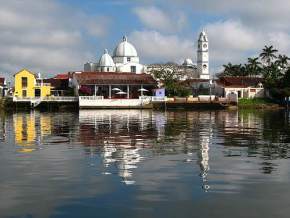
99;49;115;67
113;36;138;57
183;58;194;66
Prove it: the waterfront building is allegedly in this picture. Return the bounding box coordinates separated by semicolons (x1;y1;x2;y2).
45;73;72;96
13;69;52;99
215;76;264;98
84;36;146;74
71;71;157;108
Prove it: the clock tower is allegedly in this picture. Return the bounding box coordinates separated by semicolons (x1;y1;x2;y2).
197;31;210;79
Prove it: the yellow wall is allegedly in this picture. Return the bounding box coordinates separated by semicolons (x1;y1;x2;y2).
14;69;52;98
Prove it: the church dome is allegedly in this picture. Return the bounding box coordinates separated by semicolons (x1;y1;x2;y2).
113;36;138;57
99;49;115;67
183;58;194;66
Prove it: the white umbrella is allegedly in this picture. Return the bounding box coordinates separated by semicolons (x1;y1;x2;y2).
138;88;149;92
116;91;127;95
112;88;121;91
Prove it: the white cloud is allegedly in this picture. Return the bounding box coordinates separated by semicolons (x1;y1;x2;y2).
85;16;112;38
168;0;290;31
133;6;187;32
202;19;290;73
0;0;110;78
129;30;194;63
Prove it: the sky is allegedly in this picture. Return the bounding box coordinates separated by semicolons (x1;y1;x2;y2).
1;0;290;79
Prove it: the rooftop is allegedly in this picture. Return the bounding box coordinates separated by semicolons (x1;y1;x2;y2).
73;72;157;85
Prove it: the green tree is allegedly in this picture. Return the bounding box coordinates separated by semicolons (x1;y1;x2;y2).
152;66;191;97
259;45;278;66
246;57;261;77
275;54;289;72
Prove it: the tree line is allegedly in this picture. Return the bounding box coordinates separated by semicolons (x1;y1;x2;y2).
219;45;290;98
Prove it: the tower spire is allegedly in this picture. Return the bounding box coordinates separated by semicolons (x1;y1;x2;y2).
197;30;209;79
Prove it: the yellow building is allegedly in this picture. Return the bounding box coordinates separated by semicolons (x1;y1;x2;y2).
14;69;52;98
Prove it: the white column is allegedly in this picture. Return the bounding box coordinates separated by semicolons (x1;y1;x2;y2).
127;85;130;99
109;85;112;99
94;85;97;96
141;84;143;96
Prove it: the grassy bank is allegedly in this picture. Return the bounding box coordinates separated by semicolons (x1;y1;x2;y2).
238;98;282;109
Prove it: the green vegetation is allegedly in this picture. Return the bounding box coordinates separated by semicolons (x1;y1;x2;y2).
238;98;274;105
219;45;290;100
152;65;191;97
238;98;280;109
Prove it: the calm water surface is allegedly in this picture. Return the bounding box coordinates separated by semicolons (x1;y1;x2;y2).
1;109;290;218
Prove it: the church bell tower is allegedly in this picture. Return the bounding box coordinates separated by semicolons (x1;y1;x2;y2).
197;31;210;79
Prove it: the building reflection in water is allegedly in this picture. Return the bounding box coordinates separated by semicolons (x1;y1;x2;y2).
11;108;278;185
14;112;37;153
0;114;7;142
13;111;53;153
196;112;213;192
79;110;155;185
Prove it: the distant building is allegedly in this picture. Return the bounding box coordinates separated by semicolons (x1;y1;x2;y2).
84;36;146;74
0;77;7;97
147;31;210;80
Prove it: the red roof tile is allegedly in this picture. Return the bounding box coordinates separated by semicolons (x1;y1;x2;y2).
54;73;69;80
74;72;157;85
217;76;263;88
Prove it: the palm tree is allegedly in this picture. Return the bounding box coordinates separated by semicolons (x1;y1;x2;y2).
259;45;278;66
222;62;234;76
247;57;261;77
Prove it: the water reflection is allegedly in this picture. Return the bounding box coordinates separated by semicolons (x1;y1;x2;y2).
79;110;154;185
11;109;290;181
2;109;290;217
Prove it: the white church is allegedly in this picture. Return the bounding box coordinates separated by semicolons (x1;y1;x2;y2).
84;31;210;80
84;36;146;74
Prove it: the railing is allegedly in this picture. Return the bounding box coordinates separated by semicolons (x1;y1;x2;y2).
79;96;104;100
152;96;166;102
35;83;51;86
13;96;78;102
139;96;152;100
42;96;78;102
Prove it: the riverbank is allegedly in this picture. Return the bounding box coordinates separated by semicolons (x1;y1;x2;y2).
0;97;78;112
0;96;285;111
238;98;283;109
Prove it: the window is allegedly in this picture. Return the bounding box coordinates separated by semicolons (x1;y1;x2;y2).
127;57;131;62
35;89;41;97
22;77;28;88
107;67;110;72
131;66;136;73
22;90;27;97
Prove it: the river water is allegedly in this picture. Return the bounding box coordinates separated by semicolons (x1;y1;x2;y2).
0;109;290;218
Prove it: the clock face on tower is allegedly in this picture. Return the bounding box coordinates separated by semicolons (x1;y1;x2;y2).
203;43;207;49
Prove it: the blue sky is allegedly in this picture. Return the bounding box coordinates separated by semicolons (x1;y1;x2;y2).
0;0;290;78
